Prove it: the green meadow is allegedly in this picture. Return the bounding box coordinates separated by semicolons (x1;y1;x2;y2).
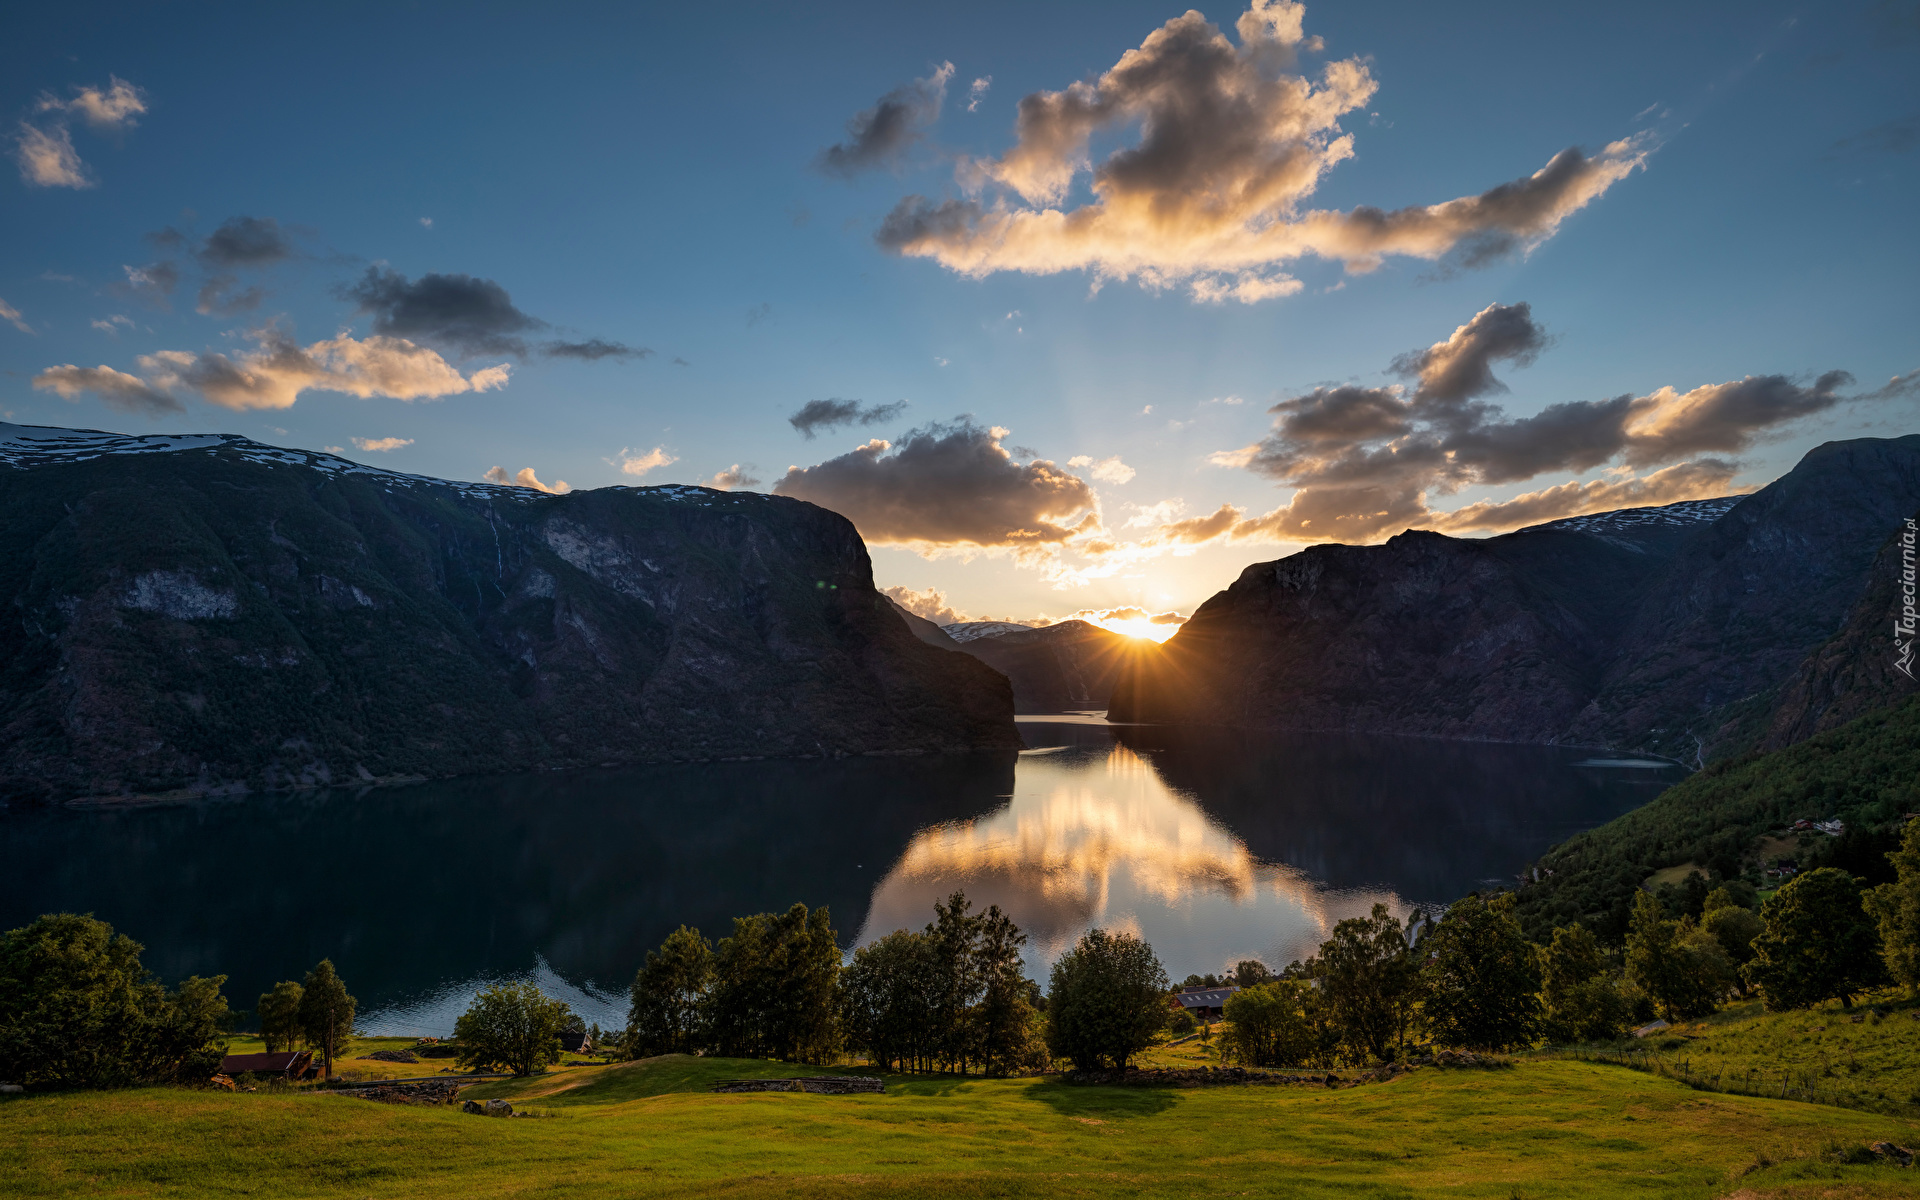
6;1052;1920;1199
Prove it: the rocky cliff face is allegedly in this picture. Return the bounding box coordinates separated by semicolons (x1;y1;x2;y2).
946;620;1140;713
0;423;1018;803
1110;436;1920;760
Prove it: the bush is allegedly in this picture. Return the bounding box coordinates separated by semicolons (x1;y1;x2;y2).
1220;981;1323;1068
454;982;574;1076
1046;929;1167;1071
0;913;231;1089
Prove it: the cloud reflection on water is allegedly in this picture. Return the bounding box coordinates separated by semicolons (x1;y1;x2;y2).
859;741;1398;980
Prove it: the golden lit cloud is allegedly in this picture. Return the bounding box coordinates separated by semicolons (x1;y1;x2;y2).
876;2;1648;301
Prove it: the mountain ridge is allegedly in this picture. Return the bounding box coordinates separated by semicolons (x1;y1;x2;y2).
1111;435;1920;760
0;422;1020;803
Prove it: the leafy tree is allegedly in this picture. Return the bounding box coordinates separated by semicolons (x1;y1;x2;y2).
1866;818;1920;995
296;959;356;1080
626;925;713;1056
708;903;841;1063
1046;929;1168;1071
257;981;304;1054
1701;904;1764;981
971;903;1044;1076
1539;923;1628;1043
1746;867;1887;1010
1231;959;1273;988
1421;893;1541;1051
1167;1007;1197;1037
1625;891;1733;1020
0;913;231;1089
1303;904;1420;1063
841;928;938;1073
454;982;574;1076
1220;981;1322;1068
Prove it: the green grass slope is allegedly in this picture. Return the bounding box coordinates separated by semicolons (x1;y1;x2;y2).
1515;696;1920;941
5;1056;1920;1197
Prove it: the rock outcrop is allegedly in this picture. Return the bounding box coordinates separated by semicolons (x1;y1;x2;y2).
0;422;1018;803
947;620;1142;713
1111;436;1920;760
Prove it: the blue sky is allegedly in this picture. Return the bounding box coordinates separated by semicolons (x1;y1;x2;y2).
2;0;1915;629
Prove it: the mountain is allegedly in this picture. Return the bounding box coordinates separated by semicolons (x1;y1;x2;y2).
1110;436;1920;760
943;620;1142;713
0;423;1019;803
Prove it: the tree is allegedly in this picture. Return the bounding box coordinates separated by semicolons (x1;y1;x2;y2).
708;903;841;1063
257;981;304;1054
1421;893;1541;1051
296;959;356;1080
1304;904;1420;1063
454;982;574;1076
1701;900;1764;990
1230;959;1273;988
1625;892;1732;1020
1220;981;1322;1068
0;913;231;1089
1866;818;1920;996
1745;868;1886;1011
627;926;713;1057
841;929;940;1073
1045;929;1168;1071
972;904;1044;1076
1539;924;1629;1043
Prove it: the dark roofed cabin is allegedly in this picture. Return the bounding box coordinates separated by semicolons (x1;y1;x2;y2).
218;1050;316;1079
560;1029;594;1055
1171;986;1239;1021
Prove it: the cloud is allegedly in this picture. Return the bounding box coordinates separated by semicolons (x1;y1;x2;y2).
419;217;433;229
703;464;761;490
773;420;1100;549
340;266;641;363
1067;454;1136;484
350;436;414;452
883;584;969;624
615;446;677;477
543;338;650;360
788;397;909;438
13;121;90;188
0;297;31;334
967;77;992;113
90;314;134;335
341;267;544;357
87;326;512;412
197;215;295;267
746;302;772;327
874;2;1646;300
818;62;954;177
1181;302;1898;544
38;77;147;133
115;262;180;307
32;364;183;416
196;277;266;317
484;466;571;494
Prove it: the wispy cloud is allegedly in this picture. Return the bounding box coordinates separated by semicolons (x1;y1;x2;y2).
0;297;32;335
789;397;909;439
817;62;954;177
615;446;677;477
351;436;414;452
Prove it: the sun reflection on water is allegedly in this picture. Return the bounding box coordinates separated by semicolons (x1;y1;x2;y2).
859;741;1401;979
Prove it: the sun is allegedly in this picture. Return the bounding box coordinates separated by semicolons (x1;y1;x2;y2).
1087;615;1182;643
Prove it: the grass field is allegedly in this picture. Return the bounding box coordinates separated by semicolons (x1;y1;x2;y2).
1555;990;1920;1117
7;1052;1920;1197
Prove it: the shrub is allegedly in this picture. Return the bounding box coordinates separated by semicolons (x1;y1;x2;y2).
1220;981;1323;1068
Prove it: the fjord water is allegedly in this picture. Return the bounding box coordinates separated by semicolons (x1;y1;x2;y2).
0;719;1676;1034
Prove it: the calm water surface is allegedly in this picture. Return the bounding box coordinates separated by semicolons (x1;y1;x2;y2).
0;719;1677;1034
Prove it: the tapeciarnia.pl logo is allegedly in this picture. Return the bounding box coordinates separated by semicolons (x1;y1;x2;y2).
1898;517;1917;680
